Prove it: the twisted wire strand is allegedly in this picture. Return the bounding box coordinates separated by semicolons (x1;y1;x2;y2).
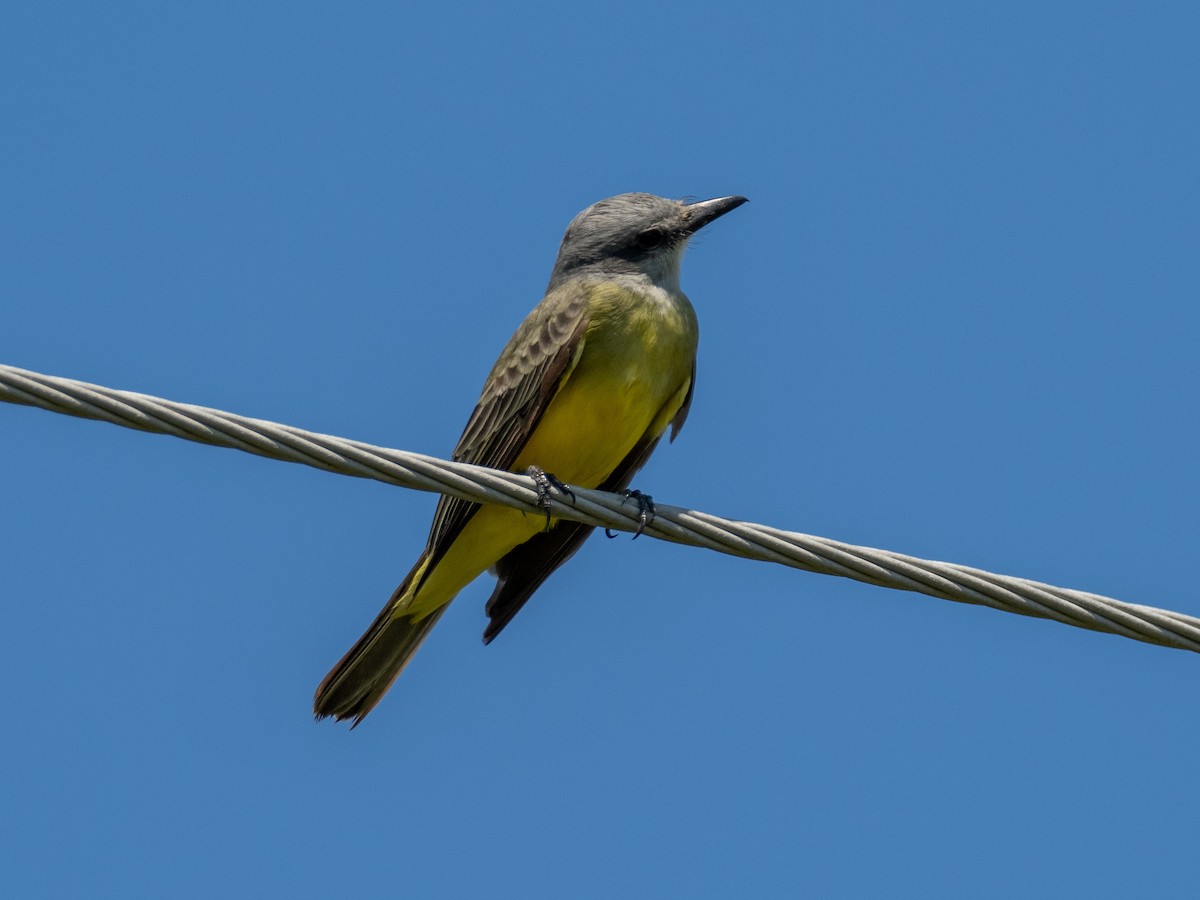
4;362;1198;654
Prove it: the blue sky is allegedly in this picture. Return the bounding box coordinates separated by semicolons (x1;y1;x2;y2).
3;3;1199;897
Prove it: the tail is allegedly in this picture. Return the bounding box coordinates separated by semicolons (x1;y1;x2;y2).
314;552;448;727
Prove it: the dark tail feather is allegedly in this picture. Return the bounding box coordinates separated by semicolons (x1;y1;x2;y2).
314;555;447;727
483;434;664;644
483;521;595;644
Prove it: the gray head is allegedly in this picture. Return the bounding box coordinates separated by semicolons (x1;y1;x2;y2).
547;192;747;292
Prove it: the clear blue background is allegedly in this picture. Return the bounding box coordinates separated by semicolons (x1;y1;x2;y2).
3;3;1198;897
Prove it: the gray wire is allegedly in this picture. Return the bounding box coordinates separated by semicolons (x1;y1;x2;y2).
4;362;1198;653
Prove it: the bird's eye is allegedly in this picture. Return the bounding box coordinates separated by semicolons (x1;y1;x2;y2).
636;228;665;250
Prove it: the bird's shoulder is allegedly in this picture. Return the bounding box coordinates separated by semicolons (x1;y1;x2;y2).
480;280;591;396
450;280;591;465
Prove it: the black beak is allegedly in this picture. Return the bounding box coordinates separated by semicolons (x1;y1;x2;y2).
683;195;749;234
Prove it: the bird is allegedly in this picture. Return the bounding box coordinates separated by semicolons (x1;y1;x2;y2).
314;191;747;725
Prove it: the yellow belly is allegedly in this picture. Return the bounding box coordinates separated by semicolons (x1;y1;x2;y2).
514;353;678;486
402;280;698;618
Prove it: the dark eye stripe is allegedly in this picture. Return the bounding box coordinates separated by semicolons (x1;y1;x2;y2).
636;228;665;250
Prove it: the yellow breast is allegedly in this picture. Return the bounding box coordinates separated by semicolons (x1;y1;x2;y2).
514;279;698;488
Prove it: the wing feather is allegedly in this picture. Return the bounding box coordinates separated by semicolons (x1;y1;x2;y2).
424;282;591;567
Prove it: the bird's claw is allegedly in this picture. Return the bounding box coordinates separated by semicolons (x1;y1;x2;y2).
605;489;655;539
525;465;575;531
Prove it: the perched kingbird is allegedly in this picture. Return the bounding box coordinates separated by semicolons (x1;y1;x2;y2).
314;192;747;724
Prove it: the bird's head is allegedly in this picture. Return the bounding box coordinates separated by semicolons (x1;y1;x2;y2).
548;192;747;292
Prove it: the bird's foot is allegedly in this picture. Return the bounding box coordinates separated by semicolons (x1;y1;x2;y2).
525;465;575;531
606;489;655;539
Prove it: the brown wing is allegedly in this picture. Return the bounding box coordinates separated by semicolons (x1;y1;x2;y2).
481;362;697;643
423;281;591;569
